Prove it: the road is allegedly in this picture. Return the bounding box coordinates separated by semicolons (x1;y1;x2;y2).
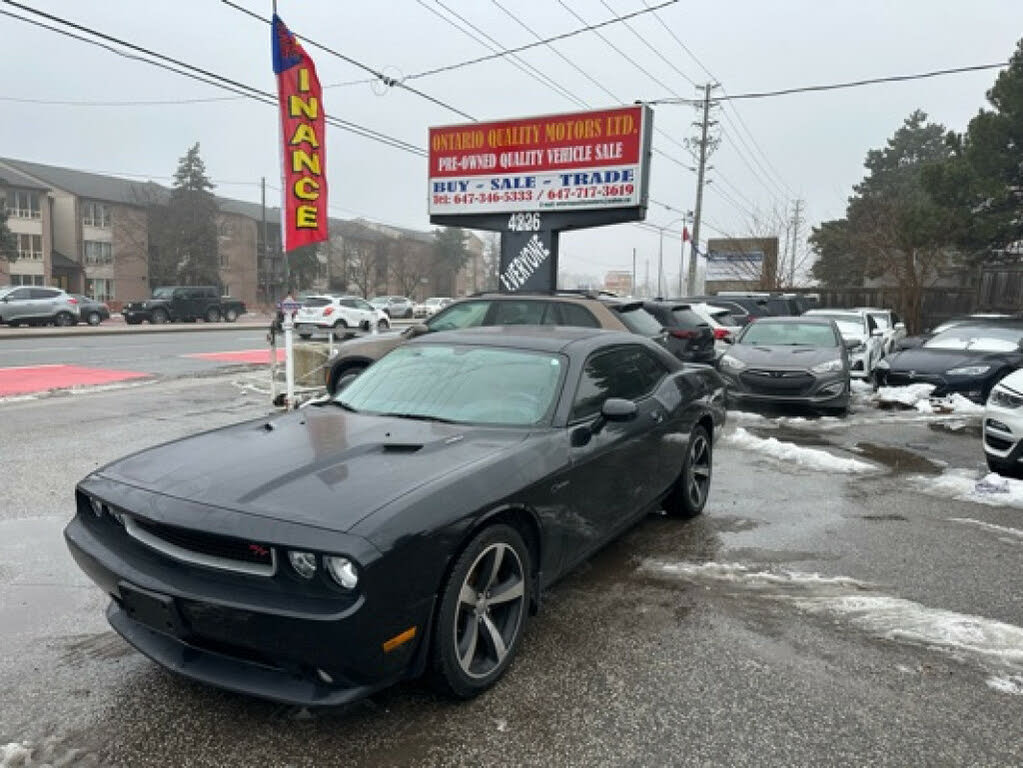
1;376;1022;767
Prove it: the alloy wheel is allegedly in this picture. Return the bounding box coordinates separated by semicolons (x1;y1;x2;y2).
686;434;711;510
453;542;526;679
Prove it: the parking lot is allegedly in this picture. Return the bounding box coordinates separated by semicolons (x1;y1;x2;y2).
2;362;1022;767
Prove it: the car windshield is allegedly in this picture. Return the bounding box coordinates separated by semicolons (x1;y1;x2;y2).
868;312;891;330
923;326;1023;352
152;287;174;298
739;321;839;347
613;305;664;336
336;344;566;427
808;314;863;337
426;300;489;331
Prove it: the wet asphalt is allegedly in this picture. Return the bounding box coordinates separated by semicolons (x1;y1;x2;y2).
1;376;1022;767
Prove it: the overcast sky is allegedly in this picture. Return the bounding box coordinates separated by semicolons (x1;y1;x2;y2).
3;0;1021;290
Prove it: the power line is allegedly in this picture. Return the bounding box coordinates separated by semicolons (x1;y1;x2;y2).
1;4;427;157
219;0;476;120
596;0;698;87
649;61;1010;103
404;0;679;81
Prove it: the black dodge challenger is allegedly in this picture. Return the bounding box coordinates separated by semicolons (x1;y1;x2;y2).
65;326;726;705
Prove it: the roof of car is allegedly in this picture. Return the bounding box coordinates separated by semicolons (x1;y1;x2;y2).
805;309;863;317
413;325;633;352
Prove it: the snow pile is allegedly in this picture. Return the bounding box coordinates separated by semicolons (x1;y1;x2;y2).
724;427;877;474
927;393;986;415
987;675;1023;695
914;470;1023;509
644;559;1023;694
1;743;32;767
874;383;935;408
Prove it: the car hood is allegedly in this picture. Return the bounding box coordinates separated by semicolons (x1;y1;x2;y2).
886;346;1014;374
728;344;842;368
95;407;528;532
329;329;408;360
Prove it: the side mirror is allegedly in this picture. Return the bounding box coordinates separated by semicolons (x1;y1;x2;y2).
591;398;638;435
409;323;430;338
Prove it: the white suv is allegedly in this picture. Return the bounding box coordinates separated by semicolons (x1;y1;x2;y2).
0;285;80;327
983;369;1023;476
296;295;389;338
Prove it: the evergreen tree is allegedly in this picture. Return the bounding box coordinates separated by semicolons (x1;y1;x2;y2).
150;143;220;286
431;226;469;295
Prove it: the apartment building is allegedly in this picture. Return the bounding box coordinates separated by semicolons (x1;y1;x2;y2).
0;163;52;287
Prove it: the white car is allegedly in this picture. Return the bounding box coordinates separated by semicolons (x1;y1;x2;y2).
984;369;1023;476
295;295;389;338
804;309;885;379
689;302;742;354
852;307;907;356
414;296;453;318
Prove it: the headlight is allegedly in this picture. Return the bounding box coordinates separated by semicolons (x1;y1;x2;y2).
989;388;1023;409
719;354;746;372
946;365;991;376
288;551;318;579
811;359;844;374
325;556;359;589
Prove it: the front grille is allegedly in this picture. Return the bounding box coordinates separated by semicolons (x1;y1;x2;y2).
985;433;1014;452
886;372;943;387
739;369;815;396
127;517;276;576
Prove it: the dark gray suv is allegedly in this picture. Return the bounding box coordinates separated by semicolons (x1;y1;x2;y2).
0;285;80;327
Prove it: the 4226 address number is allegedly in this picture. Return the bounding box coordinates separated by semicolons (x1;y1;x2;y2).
507;212;541;232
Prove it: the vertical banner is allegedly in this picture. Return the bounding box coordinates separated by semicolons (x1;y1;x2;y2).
272;14;328;252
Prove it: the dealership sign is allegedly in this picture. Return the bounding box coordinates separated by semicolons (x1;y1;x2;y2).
428;106;650;216
706;250;765;282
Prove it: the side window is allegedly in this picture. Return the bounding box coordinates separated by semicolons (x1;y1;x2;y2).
172;289;188;300
571;346;668;422
355;299;373;311
427;300;490;331
488;301;551;326
7;288;31;301
340;299;358;308
31;288;60;299
556;302;601;328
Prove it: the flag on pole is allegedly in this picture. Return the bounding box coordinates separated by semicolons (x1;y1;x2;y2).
682;226;691;243
272;14;328;252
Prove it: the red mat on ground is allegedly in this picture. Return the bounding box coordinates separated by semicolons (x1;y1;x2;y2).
186;349;286;364
0;364;150;397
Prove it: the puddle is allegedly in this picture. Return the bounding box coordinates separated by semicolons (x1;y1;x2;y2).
854;442;944;475
860;513;908;522
747;426;832;447
718;547;836;565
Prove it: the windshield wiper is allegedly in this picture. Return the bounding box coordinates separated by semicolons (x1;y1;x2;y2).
326;400;359;413
379;412;457;424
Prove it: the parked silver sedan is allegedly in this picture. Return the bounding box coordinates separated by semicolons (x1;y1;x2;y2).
0;285;80;327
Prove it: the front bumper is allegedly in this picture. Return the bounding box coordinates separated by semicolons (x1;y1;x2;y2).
983;402;1023;463
123;308;153;322
64;493;432;706
880;371;986;403
721;367;849;408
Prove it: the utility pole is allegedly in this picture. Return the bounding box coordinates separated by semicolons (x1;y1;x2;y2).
657;233;664;298
261;176;269;303
632;247;636;296
687;83;718;295
788;199;802;288
644;259;649;298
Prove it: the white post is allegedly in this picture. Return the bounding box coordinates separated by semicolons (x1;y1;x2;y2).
283;311;295;410
269;326;278;404
328;328;335;358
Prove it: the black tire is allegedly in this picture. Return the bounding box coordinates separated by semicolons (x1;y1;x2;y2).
430;524;531;699
151;309;168;324
86;311;102;326
224;308;238;322
333;319;349;331
986;455;1020;478
664;425;712;518
330;363;367;394
378;318;390;331
298;332;312;340
205;307;221;323
54;311;75;327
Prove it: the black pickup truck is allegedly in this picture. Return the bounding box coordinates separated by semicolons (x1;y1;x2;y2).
123;286;246;324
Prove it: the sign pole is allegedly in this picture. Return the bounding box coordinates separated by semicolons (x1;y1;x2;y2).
283;310;295;409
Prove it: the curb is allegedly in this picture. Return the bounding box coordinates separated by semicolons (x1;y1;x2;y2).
0;317;417;341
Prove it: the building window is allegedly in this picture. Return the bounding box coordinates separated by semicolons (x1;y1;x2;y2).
219;250;229;268
10;274;44;286
17;233;43;260
222;284;230;297
83;240;112;264
82;201;111;228
85;277;114;301
8;190;41;219
218;220;234;238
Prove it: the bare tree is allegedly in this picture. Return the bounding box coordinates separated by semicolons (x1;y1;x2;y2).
346;238;380;298
388;238;430;298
